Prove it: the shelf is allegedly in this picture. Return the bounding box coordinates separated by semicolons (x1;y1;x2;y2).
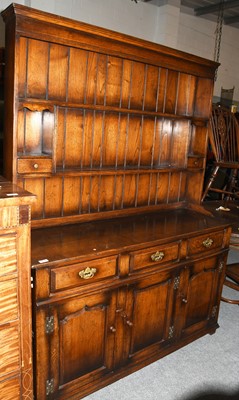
16;166;204;179
18;98;208;125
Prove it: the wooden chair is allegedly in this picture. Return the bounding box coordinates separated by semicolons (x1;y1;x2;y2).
202;104;239;202
220;86;234;108
221;263;239;305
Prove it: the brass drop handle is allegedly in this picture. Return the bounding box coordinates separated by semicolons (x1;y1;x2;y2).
151;251;165;262
202;238;213;248
79;267;97;280
109;326;116;333
33;163;39;169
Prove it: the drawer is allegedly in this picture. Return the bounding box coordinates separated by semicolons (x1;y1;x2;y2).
50;256;118;292
17;157;52;174
0;279;18;324
0;376;20;399
187;231;224;256
187;156;204;169
0;324;20;377
130;242;180;272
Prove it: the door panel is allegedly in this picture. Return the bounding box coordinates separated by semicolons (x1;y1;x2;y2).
59;304;108;384
178;255;225;338
124;271;176;364
34;290;117;400
131;281;170;352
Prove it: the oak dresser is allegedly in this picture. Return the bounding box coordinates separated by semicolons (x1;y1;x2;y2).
1;4;231;399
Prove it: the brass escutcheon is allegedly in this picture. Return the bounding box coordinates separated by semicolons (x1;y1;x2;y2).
151;251;165;262
79;267;97;280
202;237;213;248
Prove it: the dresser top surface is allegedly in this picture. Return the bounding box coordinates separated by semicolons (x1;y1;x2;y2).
0;176;36;205
31;208;230;267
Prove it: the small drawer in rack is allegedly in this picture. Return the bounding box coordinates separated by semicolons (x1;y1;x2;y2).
187;231;224;256
129;242;180;272
187;156;204;168
50;256;118;292
17;157;52;174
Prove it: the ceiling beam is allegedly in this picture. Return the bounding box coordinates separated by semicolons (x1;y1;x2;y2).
195;0;239;16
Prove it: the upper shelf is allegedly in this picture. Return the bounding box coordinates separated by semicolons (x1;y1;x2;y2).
2;4;216;226
18;99;208;125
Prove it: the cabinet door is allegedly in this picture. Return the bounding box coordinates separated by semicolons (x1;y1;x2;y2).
119;270;177;367
175;254;226;339
34;290;117;400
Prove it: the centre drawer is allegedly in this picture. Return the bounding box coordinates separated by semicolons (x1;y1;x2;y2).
129;242;180;272
50;255;118;292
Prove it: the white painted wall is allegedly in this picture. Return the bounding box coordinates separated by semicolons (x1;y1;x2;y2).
0;0;239;103
178;11;239;105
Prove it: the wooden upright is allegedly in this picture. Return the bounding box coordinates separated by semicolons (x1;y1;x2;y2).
1;3;231;400
0;177;35;399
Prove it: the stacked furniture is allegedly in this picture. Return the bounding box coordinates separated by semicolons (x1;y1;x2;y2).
1;3;231;399
0;47;4;172
0;177;35;399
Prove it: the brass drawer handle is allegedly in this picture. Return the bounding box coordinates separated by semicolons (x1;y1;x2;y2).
151;251;165;262
202;238;213;248
79;267;97;280
33;163;39;169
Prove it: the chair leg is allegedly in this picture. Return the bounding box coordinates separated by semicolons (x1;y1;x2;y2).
221;169;239;207
221;296;239;305
221;266;239;304
224;280;239;291
202;165;219;201
225;169;239;198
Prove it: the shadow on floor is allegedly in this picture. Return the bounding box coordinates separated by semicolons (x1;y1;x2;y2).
183;388;239;400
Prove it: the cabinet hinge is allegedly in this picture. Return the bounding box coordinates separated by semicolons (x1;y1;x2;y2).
168;325;174;339
173;276;180;289
45;316;54;334
219;261;224;273
46;378;54;396
211;305;218;319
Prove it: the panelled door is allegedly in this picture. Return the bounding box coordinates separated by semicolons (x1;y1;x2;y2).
175;254;226;339
119;269;179;367
34;289;117;400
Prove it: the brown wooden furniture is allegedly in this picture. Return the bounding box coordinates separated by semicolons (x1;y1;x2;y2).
1;4;232;400
0;176;35;399
221;263;239;305
202;104;239;202
0;47;4;98
0;47;4;173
